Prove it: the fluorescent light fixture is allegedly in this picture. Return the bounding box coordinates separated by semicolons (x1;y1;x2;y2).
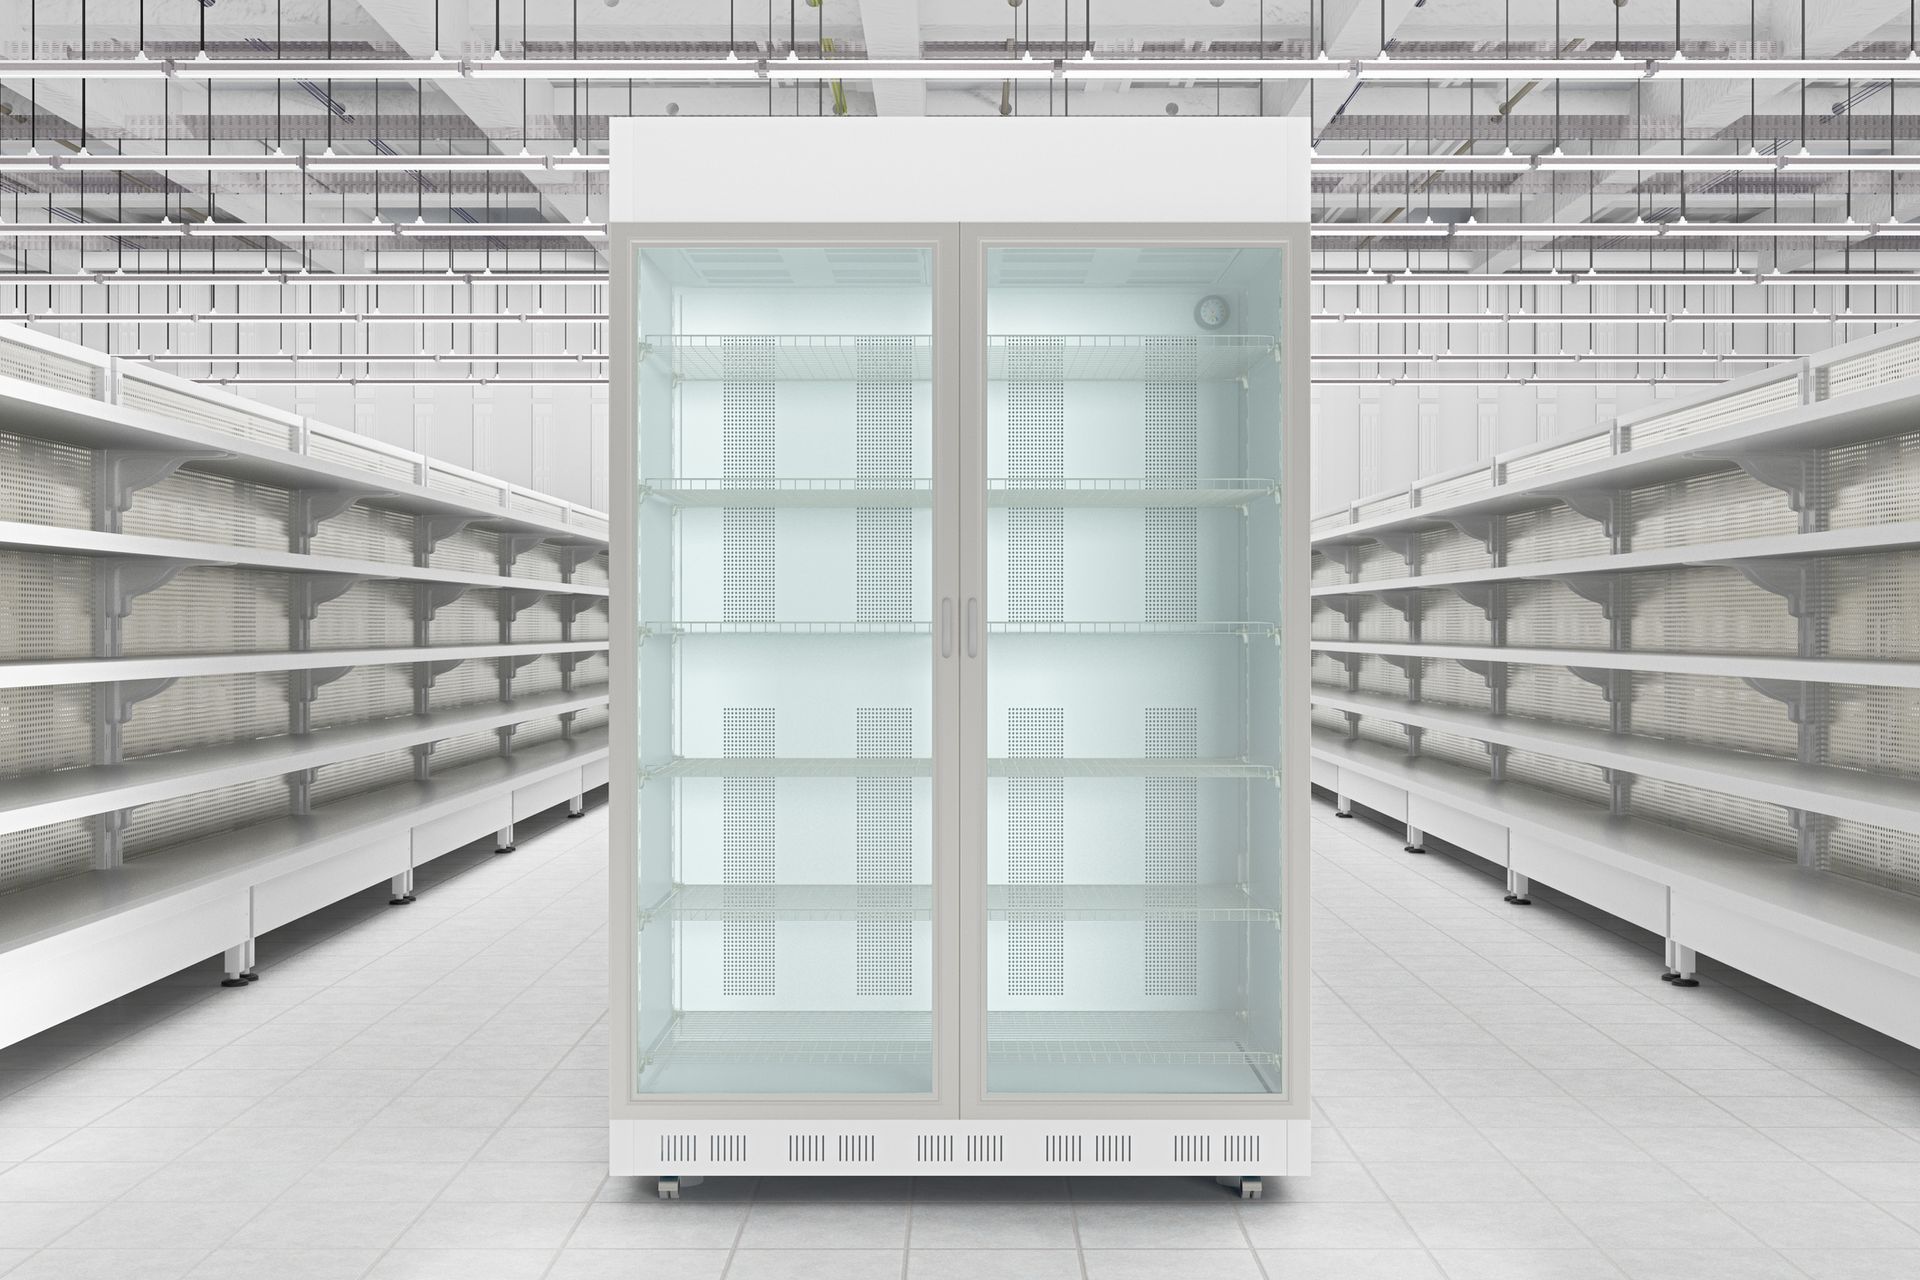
125;352;607;364
0;221;187;238
1310;352;1779;364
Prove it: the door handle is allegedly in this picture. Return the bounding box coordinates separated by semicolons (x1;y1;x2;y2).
966;598;979;659
941;597;955;658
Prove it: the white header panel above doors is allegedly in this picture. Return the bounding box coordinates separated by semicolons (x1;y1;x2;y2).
609;117;1309;225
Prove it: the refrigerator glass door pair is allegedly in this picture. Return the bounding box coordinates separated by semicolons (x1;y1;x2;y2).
622;226;1298;1116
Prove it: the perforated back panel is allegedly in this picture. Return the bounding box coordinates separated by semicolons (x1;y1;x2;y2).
513;599;566;643
1356;656;1410;699
124;674;289;760
1828;687;1920;780
1311;653;1350;688
513;655;564;698
1503;748;1610;807
1006;338;1065;625
312;582;414;648
721;509;776;624
1628;469;1798;550
855;707;915;998
312;749;416;808
1822;819;1920;896
427;593;500;645
1420;730;1490;773
1630;673;1797;759
1311;705;1351;734
1353;599;1410;643
0;432;90;528
1144;510;1198;622
1356;717;1408;751
1823;432;1920;530
0;820;93;893
1628;567;1796;656
126;777;290;860
1351;542;1409;583
1006;707;1065;998
0;551;92;661
1143;339;1199;624
1506;666;1611;730
1310;552;1347;587
428;660;499;714
1628;777;1798;861
722;707;777;998
1419;594;1493;645
124;568;288;656
1419;660;1493;711
1506;581;1609;648
1143;707;1198;998
572;603;611;642
1310;603;1349;642
314;664;417;729
430;526;502;575
515;715;567;749
310;505;415;563
434;728;504;772
1504;504;1611;563
1418;525;1493;574
124;469;292;552
1823;553;1920;662
0;686;92;777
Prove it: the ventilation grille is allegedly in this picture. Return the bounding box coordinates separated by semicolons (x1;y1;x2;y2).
119;375;295;450
707;1134;748;1163
1502;432;1611;484
1627;375;1799;450
1092;1135;1133;1163
1043;1135;1083;1163
1222;1134;1262;1164
659;1134;697;1164
1819;335;1920;402
0;335;100;397
838;1135;876;1163
788;1135;826;1164
1172;1134;1212;1163
966;1134;1005;1163
916;1135;953;1164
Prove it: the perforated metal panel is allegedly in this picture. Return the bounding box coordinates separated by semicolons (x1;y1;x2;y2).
513;545;567;583
1311;552;1347;588
0;333;100;397
1419;594;1493;645
1628;567;1797;656
123;568;288;656
1626;376;1799;450
1353;599;1410;644
1506;666;1611;731
0;432;90;528
433;728;503;772
1355;716;1409;751
1628;777;1798;861
1006;707;1065;998
311;749;416;807
1823;432;1920;531
855;509;914;623
1143;707;1198;998
1311;705;1351;734
574;653;610;687
1418;525;1494;575
1828;687;1920;780
428;661;501;714
572;603;611;642
1627;468;1798;551
312;582;414;648
310;505;415;564
1006;336;1066;625
427;593;500;645
1504;504;1611;564
1310;603;1349;643
0;550;92;661
1420;730;1491;773
1503;748;1610;808
1822;819;1920;896
1418;660;1493;711
1144;510;1198;622
513;599;566;643
515;715;567;749
1630;673;1797;760
573;704;611;735
1007;510;1065;623
513;655;564;698
1311;653;1350;688
1356;655;1410;699
1819;335;1920;402
1502;433;1612;484
124;470;292;552
0;686;91;777
0;821;93;894
307;432;416;485
573;553;611;589
855;707;915;998
1352;542;1411;583
430;526;502;575
1824;553;1920;662
123;674;289;760
722;707;777;999
722;510;776;624
125;776;290;860
312;664;417;730
1505;580;1610;648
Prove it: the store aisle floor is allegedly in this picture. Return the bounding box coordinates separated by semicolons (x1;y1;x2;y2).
2;800;1920;1279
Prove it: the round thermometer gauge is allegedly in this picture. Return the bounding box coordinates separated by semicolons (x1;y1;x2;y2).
1194;294;1231;331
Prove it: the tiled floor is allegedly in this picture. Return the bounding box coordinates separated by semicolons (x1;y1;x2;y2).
3;800;1920;1279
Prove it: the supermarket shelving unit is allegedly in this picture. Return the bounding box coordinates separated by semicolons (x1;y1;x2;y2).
1310;322;1920;1041
0;322;612;1047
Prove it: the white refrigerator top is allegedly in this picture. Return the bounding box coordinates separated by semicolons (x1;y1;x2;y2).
609;116;1309;226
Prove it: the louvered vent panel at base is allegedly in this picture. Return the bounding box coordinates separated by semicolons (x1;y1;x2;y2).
1503;748;1611;808
1504;504;1610;564
312;750;416;808
0;550;91;661
434;729;504;772
310;506;415;564
1355;716;1408;752
430;527;502;575
123;470;291;552
429;595;500;645
1506;581;1610;648
514;600;565;643
1627;776;1799;862
1627;469;1798;551
512;656;565;699
1311;605;1348;642
1629;673;1798;760
123;568;288;656
1506;666;1612;731
1418;660;1492;712
572;604;611;642
1502;434;1612;485
1420;731;1490;774
1823;553;1920;662
1355;655;1409;699
311;665;417;731
1828;687;1920;779
1821;820;1920;897
1310;705;1350;734
0;432;90;528
0;687;92;777
0;821;94;894
1352;543;1410;583
122;674;290;759
1625;376;1799;450
1418;525;1494;575
312;582;414;649
428;662;502;714
1818;334;1920;402
1822;432;1920;531
1628;567;1797;656
1418;594;1492;645
1353;600;1409;644
124;777;291;860
1311;553;1347;588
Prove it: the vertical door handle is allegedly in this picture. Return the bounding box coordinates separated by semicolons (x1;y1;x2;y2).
966;598;979;658
941;597;955;658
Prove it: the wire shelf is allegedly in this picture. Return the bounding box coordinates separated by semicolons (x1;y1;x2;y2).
635;882;1276;925
638;1011;1279;1068
641;478;931;508
641;335;934;382
992;478;1279;508
643;757;1273;780
989;335;1279;382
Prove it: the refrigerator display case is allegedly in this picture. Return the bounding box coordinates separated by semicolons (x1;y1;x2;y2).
610;118;1311;1194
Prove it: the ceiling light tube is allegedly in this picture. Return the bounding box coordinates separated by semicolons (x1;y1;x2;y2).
0;222;187;238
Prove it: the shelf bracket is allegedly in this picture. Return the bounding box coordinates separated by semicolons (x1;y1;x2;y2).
93;449;229;534
1551;572;1624;623
1569;666;1631;704
290;573;363;623
1442;512;1499;551
500;532;548;573
97;558;195;624
415;514;476;560
417;658;467;686
291;487;378;549
557;545;601;578
416;581;470;622
1377;652;1421;678
1374;530;1422;567
1317;595;1365;622
1741;678;1824;725
1696;447;1817;513
288;667;351;735
1721;557;1825;619
505;652;547;674
1322;543;1363;580
502;588;548;621
1450;581;1504;619
93;678;177;766
1374;588;1421;619
1540;487;1623;541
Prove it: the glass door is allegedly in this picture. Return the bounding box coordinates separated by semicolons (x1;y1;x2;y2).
629;236;956;1099
967;237;1292;1099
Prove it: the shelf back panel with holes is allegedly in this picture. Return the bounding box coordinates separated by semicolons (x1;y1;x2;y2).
0;320;612;1048
1307;317;1920;1051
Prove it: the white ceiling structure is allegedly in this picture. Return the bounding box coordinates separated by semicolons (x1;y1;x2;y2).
5;0;1920;393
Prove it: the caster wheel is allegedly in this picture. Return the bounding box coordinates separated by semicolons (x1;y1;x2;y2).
657;1177;681;1200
